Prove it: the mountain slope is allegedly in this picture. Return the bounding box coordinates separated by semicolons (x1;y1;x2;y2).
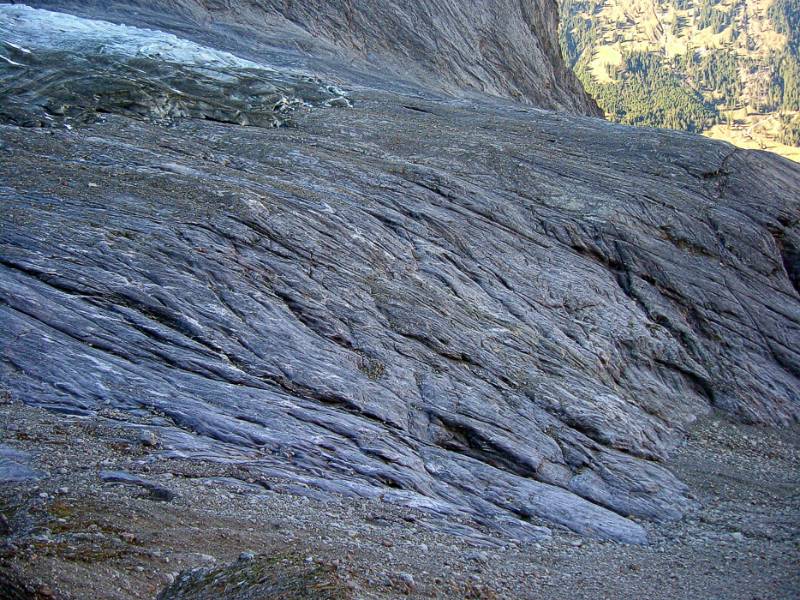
15;0;601;116
560;0;800;161
1;2;799;559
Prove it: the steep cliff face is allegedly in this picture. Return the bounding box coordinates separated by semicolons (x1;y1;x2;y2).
253;0;600;114
21;0;601;115
0;1;798;556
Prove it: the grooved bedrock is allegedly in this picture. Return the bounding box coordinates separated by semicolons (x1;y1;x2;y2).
0;2;798;546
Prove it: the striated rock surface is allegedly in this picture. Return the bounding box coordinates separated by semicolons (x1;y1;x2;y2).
0;3;798;549
19;0;600;115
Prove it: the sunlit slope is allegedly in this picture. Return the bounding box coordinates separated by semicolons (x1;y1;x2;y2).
561;0;800;162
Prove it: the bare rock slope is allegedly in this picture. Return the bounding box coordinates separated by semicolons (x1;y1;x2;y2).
0;1;798;552
17;0;601;115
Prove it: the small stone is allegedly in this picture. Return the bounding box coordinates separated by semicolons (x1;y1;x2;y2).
397;572;415;589
325;96;352;109
468;551;489;564
239;551;256;561
57;487;69;495
38;492;49;499
139;430;158;447
731;532;744;542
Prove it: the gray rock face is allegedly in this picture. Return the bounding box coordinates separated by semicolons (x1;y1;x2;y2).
19;0;600;116
0;445;44;483
99;470;176;501
0;4;798;546
227;0;599;114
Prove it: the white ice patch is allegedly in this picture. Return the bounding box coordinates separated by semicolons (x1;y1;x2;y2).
0;4;275;73
0;4;350;128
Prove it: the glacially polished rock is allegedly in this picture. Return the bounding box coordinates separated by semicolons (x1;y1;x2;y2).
0;3;798;545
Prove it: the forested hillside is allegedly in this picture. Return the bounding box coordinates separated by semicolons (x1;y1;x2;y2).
560;0;800;161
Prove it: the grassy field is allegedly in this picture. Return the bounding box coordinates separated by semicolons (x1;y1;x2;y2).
706;120;800;162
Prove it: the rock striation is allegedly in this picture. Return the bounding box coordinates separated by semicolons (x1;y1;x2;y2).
18;0;601;116
0;3;798;547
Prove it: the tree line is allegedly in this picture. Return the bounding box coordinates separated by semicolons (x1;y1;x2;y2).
559;0;800;145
